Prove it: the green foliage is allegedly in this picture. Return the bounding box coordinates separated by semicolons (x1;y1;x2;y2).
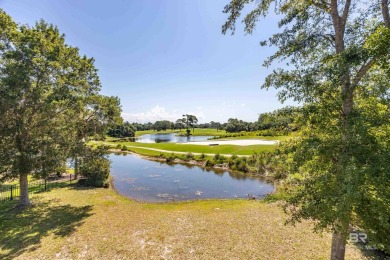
0;10;122;204
204;159;214;168
258;106;301;132
181;114;198;134
185;153;194;160
153;120;174;131
223;0;390;254
120;145;129;151
165;154;176;163
107;122;136;138
225;118;256;132
79;147;110;187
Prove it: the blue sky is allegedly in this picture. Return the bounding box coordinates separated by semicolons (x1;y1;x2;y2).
1;0;293;123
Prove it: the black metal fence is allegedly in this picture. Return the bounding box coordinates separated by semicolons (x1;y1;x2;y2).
0;174;77;203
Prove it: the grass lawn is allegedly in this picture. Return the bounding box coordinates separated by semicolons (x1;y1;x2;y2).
216;135;291;142
0;186;365;259
95;140;277;155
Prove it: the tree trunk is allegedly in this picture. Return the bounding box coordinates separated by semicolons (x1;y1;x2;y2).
19;173;31;207
330;232;347;260
74;157;79;178
382;0;390;28
329;2;352;260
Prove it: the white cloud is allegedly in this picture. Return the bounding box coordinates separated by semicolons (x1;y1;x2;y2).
122;105;205;123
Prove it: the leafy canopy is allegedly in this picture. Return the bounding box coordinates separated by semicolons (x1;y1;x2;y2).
222;0;390;252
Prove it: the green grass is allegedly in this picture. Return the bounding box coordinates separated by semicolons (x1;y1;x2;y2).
0;186;365;259
216;135;290;141
1;175;36;186
96;140;276;155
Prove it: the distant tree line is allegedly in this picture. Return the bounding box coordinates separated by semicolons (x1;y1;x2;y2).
225;106;302;133
107;106;302;137
107;122;136;138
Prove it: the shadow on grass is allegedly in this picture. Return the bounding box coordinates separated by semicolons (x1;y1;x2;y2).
358;246;390;260
0;198;93;259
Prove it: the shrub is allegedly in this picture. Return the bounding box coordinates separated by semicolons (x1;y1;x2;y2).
205;159;214;167
185;152;194;160
215;155;225;164
79;147;110;187
199;153;206;159
166;153;176;163
236;161;248;172
214;153;221;161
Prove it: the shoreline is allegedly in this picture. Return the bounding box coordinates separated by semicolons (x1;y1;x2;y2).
108;148;276;183
108;149;277;203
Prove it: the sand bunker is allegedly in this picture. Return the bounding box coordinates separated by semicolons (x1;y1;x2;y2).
180;139;279;146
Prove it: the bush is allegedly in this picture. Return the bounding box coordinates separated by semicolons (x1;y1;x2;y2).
205;159;214;167
199;153;206;159
79;147;111;187
214;153;221;161
166;153;176;163
236;161;248;172
228;157;248;173
185;152;194;160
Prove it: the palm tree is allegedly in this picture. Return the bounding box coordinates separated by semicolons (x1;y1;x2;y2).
182;114;198;135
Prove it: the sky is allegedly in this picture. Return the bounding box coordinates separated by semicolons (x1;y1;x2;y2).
0;0;294;123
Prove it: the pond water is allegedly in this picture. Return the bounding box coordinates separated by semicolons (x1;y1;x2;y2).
110;154;274;202
134;133;211;143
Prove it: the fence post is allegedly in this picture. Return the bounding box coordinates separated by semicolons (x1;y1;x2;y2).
45;178;47;191
10;185;13;201
70;174;72;184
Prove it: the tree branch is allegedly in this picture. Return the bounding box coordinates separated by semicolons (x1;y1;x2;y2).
313;0;330;11
351;59;375;89
341;0;351;29
330;0;340;19
382;0;390;28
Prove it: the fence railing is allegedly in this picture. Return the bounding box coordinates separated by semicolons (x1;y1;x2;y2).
0;174;78;203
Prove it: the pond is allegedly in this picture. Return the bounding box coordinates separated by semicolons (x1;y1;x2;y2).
110;154;274;202
134;133;212;143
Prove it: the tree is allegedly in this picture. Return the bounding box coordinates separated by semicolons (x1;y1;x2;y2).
223;1;390;258
153;120;173;131
0;10;121;206
258;106;300;132
78;146;110;187
210;121;222;131
175;119;186;130
226;118;245;132
107;122;136;138
182;114;198;135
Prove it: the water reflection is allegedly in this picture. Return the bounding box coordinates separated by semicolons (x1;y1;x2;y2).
110;154;274;202
131;133;212;143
